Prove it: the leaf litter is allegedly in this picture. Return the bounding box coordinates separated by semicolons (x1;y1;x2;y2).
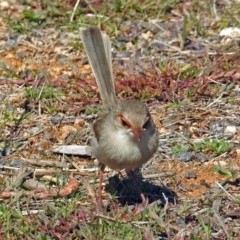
0;0;240;239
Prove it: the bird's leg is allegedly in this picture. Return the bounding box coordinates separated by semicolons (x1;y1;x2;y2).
128;170;147;206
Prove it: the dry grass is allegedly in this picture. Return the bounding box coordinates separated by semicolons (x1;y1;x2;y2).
0;0;239;239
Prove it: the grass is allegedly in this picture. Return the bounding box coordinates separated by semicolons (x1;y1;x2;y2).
196;139;233;156
0;0;239;239
24;86;62;100
213;165;238;186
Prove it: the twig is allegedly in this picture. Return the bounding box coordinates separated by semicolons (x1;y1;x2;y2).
70;0;81;22
41;175;60;184
210;152;229;162
212;0;220;20
213;210;229;237
0;178;79;199
175;132;195;147
84;180;99;210
0;165;93;177
72;161;83;172
215;182;236;201
22;158;70;168
22;210;45;216
207;92;224;108
143;172;175;179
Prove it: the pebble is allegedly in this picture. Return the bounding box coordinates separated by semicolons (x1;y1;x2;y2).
44;150;53;156
211;121;224;134
236;149;240;156
57;57;68;65
10;159;26;167
176;217;186;228
213;161;228;167
9;31;19;40
5;39;19;49
115;52;131;58
141;31;153;40
36;144;44;151
74;118;85;127
149;40;166;50
50;115;61;124
0;160;7;165
224;126;237;136
177;152;193;162
32;29;44;37
27;126;42;135
0;1;9;9
117;36;130;42
17;51;27;59
185;214;198;224
43;133;52;140
0;148;12;157
195;153;209;162
148;20;162;33
220;27;240;38
184;171;197;179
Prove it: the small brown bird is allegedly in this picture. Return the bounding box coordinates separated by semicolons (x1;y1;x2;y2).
80;27;158;207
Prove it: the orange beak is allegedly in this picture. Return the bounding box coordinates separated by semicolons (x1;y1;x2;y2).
131;128;142;141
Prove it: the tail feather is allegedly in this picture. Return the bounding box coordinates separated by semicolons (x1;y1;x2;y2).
80;27;117;109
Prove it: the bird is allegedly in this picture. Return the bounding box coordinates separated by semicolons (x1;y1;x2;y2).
80;26;158;207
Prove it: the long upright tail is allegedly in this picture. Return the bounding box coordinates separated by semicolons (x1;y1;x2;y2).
80;27;117;109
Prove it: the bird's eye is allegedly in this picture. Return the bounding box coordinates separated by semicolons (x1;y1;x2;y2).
118;115;131;128
142;115;150;129
121;119;129;127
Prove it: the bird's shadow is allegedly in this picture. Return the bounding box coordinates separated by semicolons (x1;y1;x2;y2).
105;170;177;206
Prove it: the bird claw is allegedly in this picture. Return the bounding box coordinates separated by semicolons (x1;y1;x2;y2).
132;197;149;215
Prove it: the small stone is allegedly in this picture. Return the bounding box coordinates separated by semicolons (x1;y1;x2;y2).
184;171;196;179
27;127;42;135
224;126;237;136
60;125;77;140
50;115;61;124
149;40;166;50
23;131;31;138
32;30;44;37
213;161;228;167
178;152;193;162
125;42;134;51
0;1;10;9
36;145;44;151
57;57;68;65
10;159;26;167
117;36;130;42
141;31;153;40
195;153;209;162
220;27;240;38
0;160;7;165
1;148;12;157
176;217;186;228
43;133;52;140
74;118;85;127
139;20;149;29
236;149;240;156
17;51;27;59
211;121;224;134
44;150;53;156
115;52;131;58
9;31;19;40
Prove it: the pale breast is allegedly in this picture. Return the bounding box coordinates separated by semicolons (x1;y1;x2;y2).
95;128;157;170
